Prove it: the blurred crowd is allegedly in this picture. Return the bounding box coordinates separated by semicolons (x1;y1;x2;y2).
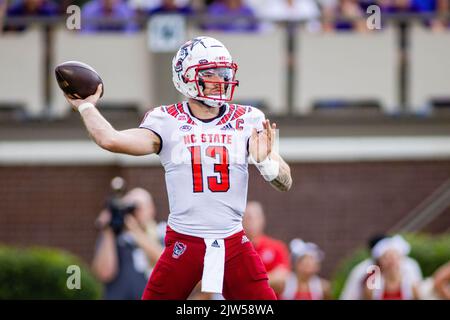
93;184;450;300
1;0;450;33
238;201;450;300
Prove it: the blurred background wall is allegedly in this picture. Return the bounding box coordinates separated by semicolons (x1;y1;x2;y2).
1;0;450;284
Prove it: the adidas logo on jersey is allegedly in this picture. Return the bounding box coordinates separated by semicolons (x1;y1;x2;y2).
241;235;250;244
211;240;220;248
220;123;234;131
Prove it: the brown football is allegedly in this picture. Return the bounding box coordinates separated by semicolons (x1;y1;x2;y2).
55;61;104;99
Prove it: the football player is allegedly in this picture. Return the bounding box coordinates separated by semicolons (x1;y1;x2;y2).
64;36;292;300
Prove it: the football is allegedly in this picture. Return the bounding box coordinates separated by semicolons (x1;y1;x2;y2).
55;61;104;100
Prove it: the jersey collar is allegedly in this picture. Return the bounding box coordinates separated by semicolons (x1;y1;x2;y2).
184;101;229;126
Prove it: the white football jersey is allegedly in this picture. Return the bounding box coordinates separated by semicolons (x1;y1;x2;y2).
139;101;265;238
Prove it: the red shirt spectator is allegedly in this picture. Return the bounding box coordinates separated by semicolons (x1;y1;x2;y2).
253;234;290;273
243;201;290;297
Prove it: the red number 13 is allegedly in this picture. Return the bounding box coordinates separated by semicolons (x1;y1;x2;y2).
189;146;230;193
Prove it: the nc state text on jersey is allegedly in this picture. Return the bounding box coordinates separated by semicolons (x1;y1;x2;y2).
183;133;233;145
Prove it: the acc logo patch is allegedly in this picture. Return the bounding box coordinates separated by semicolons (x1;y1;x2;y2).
179;124;192;132
172;241;187;259
177;114;187;122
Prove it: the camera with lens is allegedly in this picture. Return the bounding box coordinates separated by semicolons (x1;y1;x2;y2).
107;177;136;235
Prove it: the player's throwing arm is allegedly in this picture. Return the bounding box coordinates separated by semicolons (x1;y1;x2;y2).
55;61;161;156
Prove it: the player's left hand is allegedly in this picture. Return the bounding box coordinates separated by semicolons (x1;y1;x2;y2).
249;119;276;162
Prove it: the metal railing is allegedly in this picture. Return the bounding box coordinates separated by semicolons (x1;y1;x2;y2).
390;178;450;232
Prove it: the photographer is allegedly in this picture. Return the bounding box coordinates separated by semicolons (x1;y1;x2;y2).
91;184;164;300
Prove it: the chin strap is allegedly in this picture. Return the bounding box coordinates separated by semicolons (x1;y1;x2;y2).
196;98;223;108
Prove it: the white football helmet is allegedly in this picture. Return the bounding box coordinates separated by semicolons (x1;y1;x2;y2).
172;36;239;107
